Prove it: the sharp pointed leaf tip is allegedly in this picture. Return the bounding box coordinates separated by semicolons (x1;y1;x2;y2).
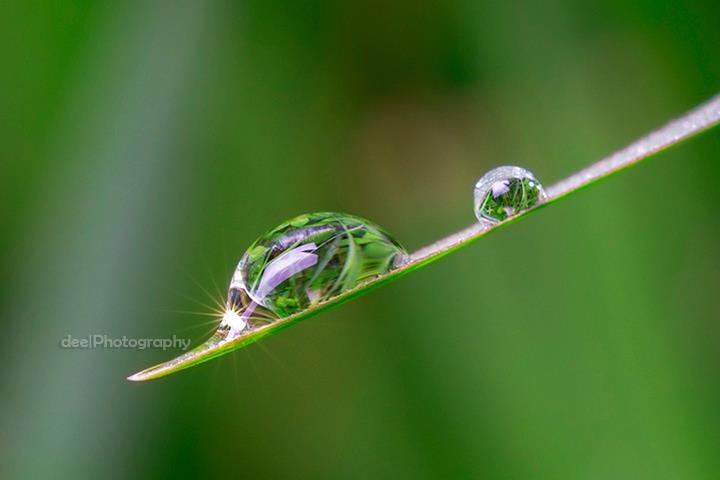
125;329;257;382
126;364;169;382
126;372;146;382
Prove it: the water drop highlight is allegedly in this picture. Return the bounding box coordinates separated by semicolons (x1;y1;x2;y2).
473;166;546;226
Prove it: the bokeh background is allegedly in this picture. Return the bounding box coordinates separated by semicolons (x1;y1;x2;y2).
1;1;719;478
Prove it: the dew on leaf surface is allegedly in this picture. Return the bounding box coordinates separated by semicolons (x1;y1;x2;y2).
219;212;408;339
473;166;546;226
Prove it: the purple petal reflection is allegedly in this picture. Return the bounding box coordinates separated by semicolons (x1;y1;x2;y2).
491;180;510;198
254;243;319;301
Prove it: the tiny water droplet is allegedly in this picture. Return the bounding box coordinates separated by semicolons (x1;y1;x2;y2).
473;166;546;226
221;212;408;339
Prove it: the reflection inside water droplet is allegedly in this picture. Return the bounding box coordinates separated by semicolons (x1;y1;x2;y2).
217;212;408;340
473;166;546;226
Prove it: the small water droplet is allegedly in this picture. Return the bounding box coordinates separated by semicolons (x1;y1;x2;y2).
473;166;546;226
220;212;408;339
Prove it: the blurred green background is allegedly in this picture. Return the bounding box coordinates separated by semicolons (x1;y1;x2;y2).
1;1;719;479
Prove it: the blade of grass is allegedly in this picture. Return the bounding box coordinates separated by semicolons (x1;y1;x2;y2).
128;93;720;382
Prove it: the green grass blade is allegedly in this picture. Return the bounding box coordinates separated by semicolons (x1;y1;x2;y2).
128;93;720;382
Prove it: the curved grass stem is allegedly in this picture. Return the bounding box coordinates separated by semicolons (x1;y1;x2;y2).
128;93;720;382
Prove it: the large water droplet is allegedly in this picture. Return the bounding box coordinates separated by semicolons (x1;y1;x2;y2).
220;212;408;338
473;166;546;226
